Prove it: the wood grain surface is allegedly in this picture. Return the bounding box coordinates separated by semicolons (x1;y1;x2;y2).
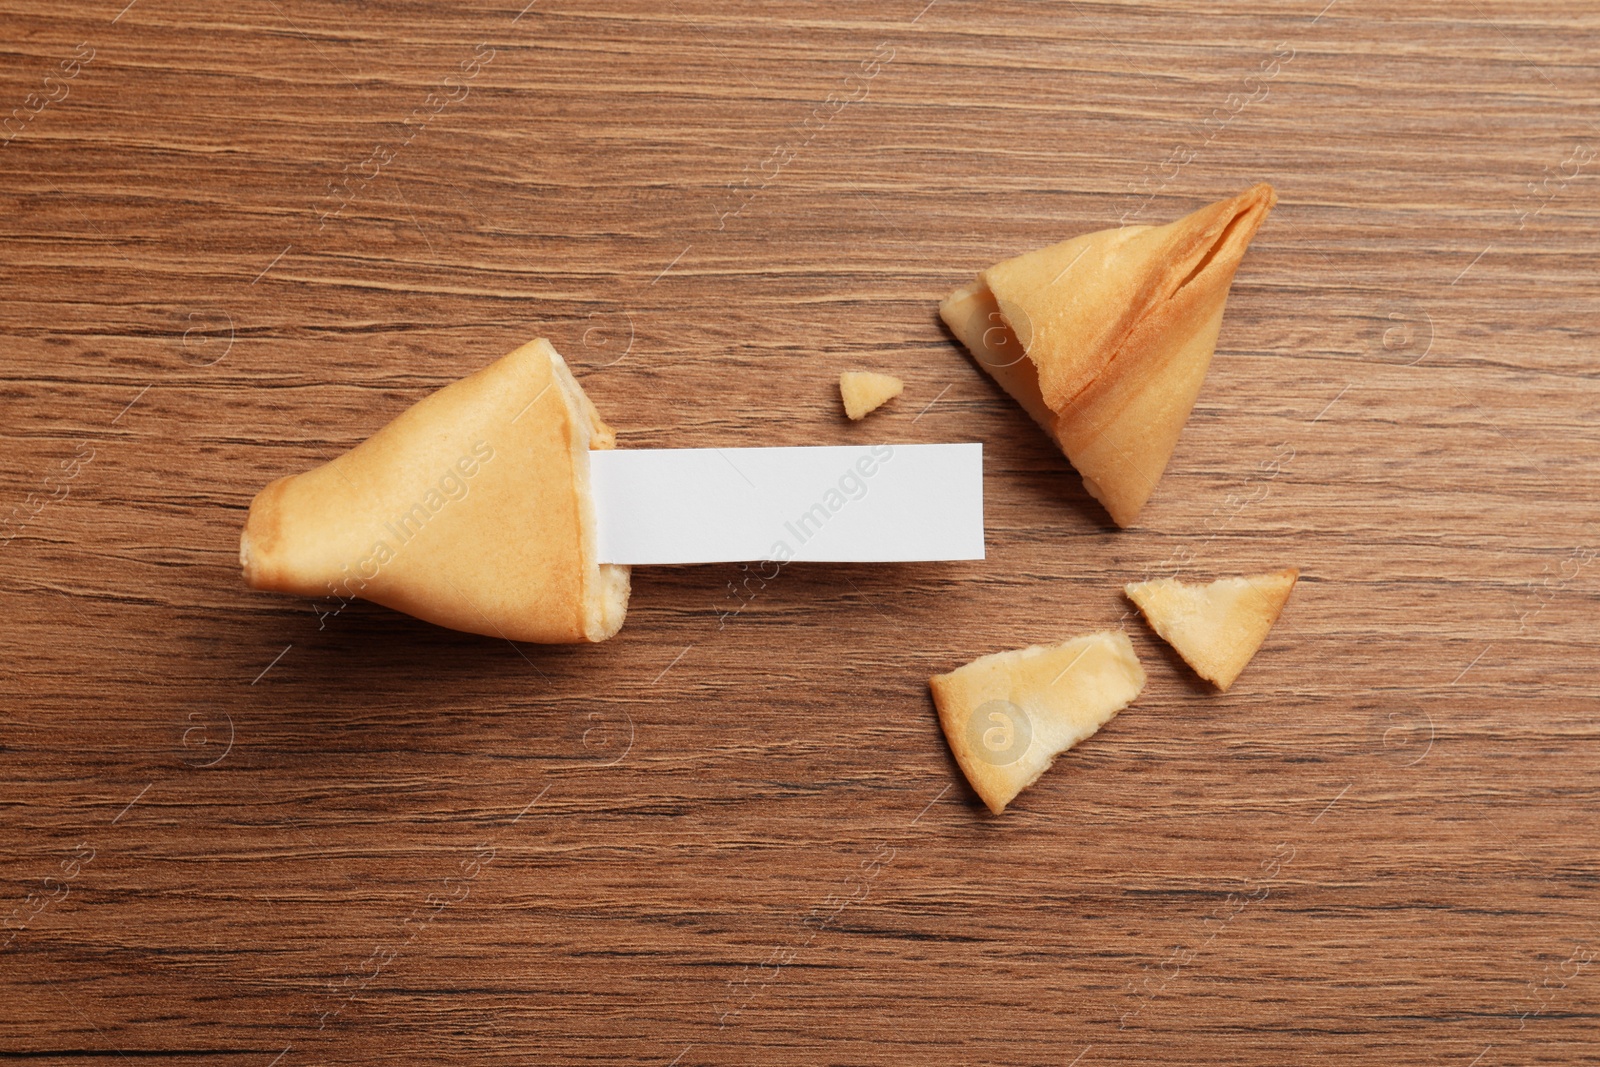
3;1;1598;1063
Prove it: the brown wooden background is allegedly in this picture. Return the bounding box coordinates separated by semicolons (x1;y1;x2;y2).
3;1;1598;1063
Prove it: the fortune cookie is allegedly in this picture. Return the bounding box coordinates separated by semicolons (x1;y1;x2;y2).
941;184;1277;527
241;339;630;643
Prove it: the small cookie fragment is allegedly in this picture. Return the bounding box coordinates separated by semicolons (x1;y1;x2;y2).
1125;569;1299;691
929;631;1146;814
839;371;904;420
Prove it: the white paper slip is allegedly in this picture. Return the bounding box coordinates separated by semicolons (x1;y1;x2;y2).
589;443;984;565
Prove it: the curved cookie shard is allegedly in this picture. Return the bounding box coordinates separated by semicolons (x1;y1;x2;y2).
945;184;1276;526
241;339;631;643
1125;568;1298;690
929;631;1146;814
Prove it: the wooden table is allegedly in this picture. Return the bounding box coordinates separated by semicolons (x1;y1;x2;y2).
3;1;1597;1063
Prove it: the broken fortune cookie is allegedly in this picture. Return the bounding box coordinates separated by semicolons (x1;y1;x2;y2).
1125;569;1298;691
240;338;630;643
940;183;1277;527
930;631;1145;814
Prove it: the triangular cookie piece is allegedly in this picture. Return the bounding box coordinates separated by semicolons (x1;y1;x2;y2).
941;184;1276;526
929;631;1145;814
241;339;631;643
1125;569;1298;691
839;370;904;420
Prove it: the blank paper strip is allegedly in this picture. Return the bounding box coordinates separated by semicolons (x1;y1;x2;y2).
589;443;984;565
